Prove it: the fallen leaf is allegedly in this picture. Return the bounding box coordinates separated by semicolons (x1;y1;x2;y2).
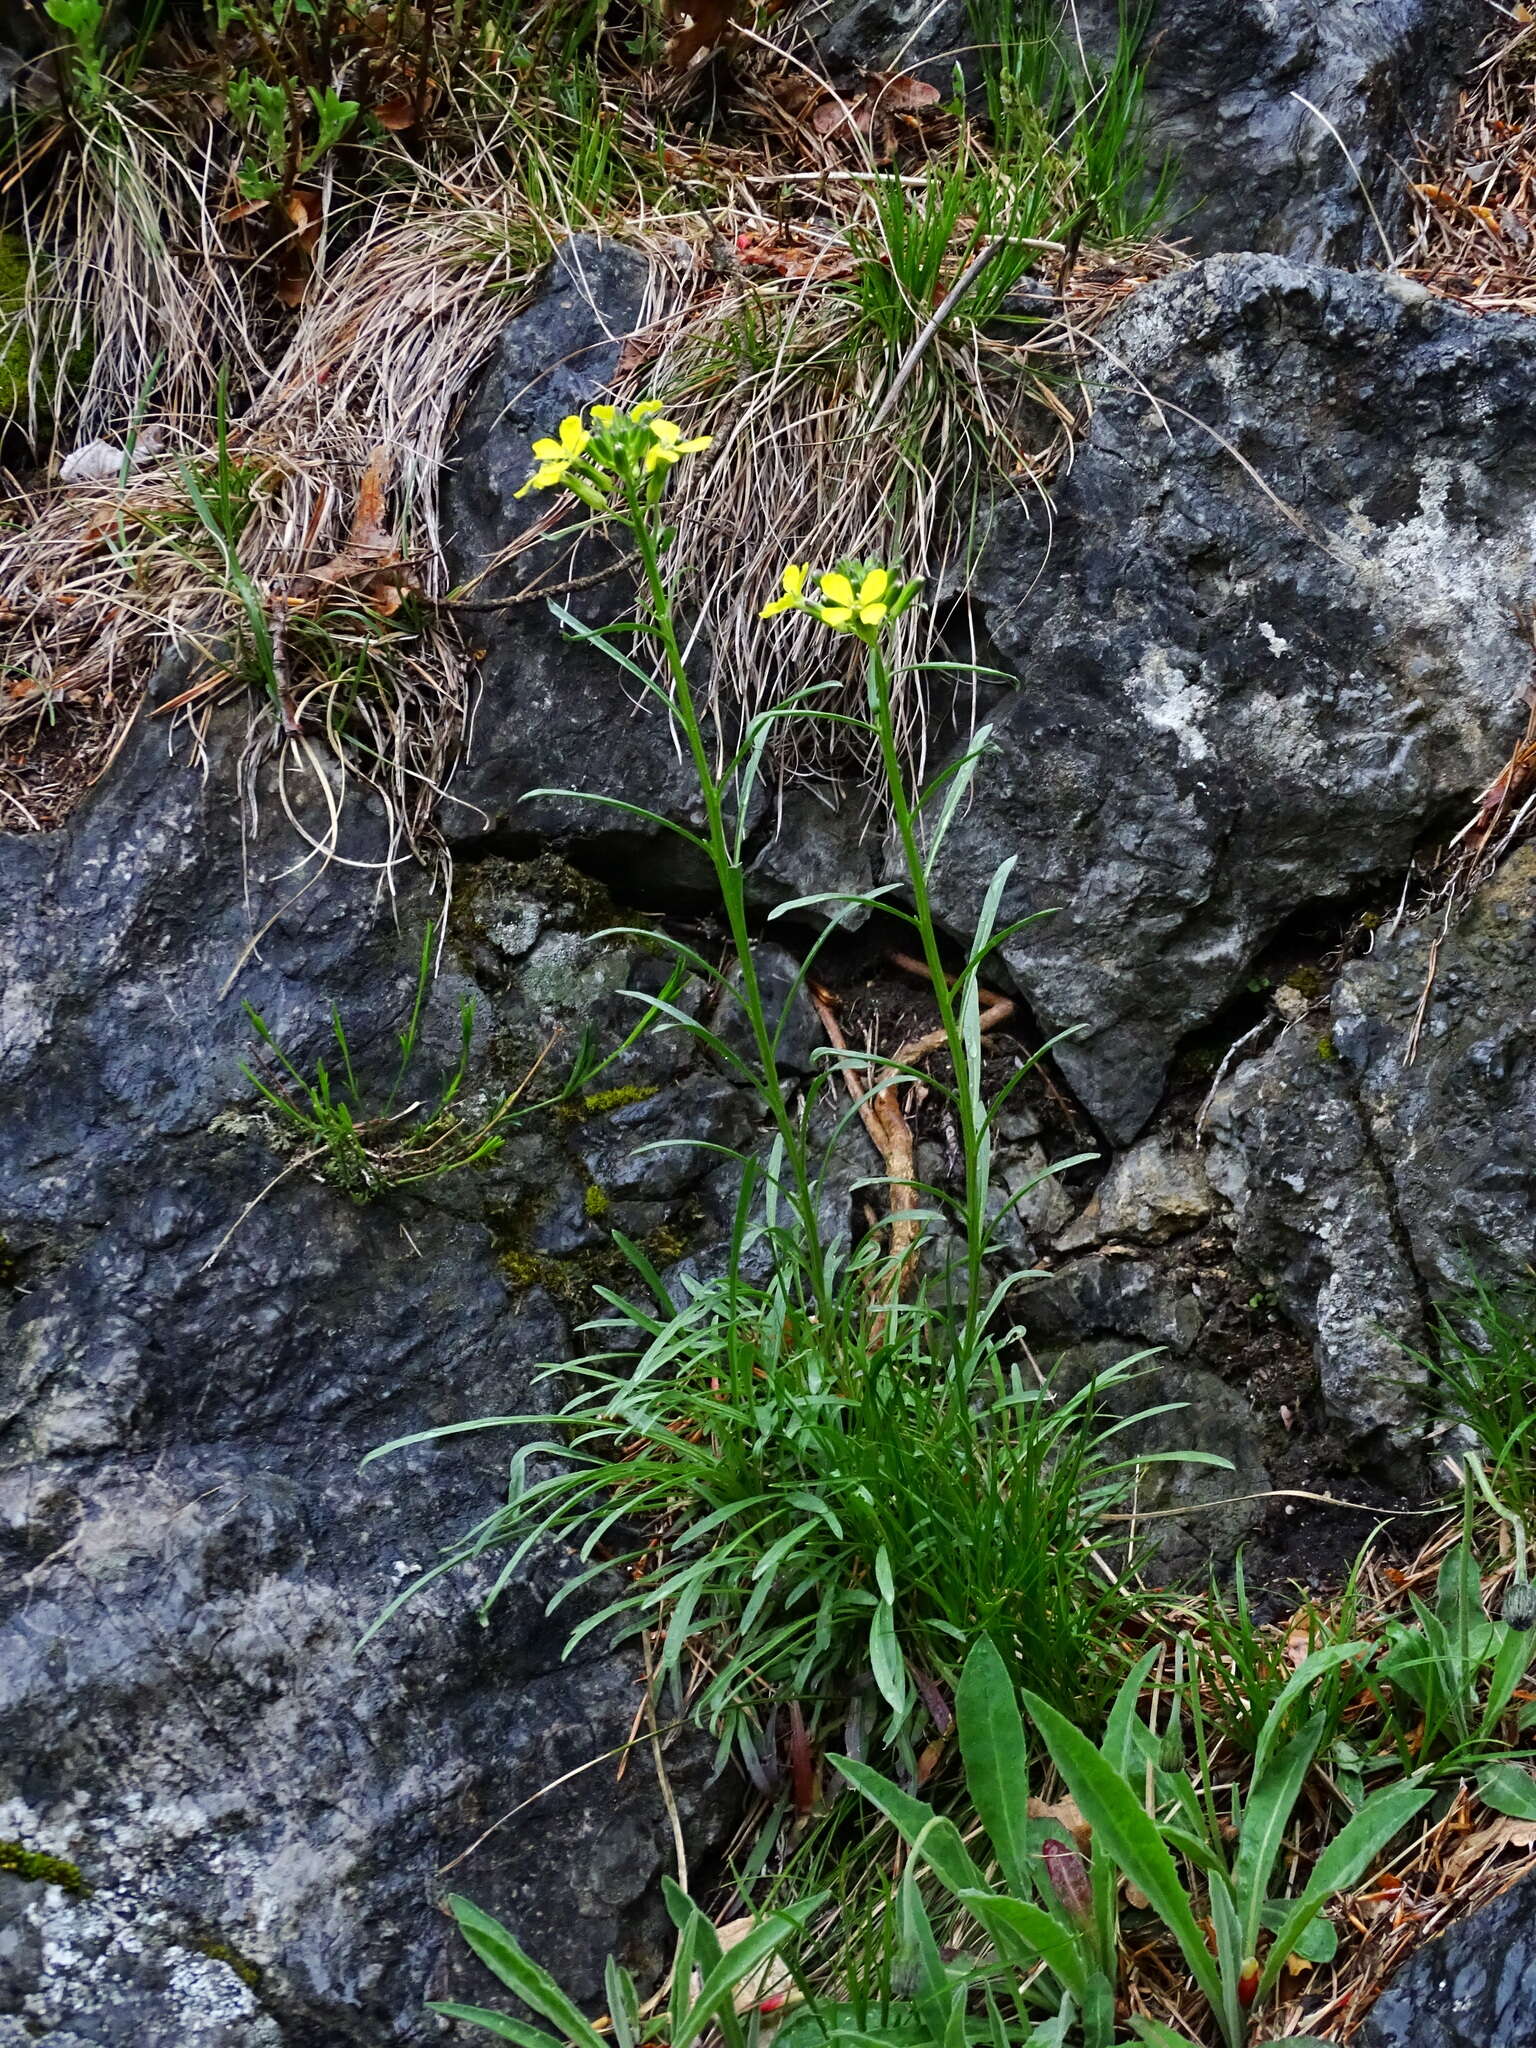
1029;1794;1091;1852
666;0;731;69
1445;1814;1536;1886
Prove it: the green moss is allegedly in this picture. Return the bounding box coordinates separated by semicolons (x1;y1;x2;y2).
0;1840;90;1896
1317;1030;1337;1062
191;1937;262;1990
497;1202;696;1316
583;1182;610;1219
560;1082;659;1123
645;1222;691;1265
1285;964;1326;1002
0;234;31;426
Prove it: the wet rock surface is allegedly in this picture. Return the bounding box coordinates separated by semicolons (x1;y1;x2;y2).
1360;1864;1536;2047
0;704;733;2043
1207;846;1536;1457
1078;0;1482;263
932;253;1536;1143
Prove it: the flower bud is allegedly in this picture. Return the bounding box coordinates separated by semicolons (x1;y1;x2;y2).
1504;1578;1536;1630
1237;1957;1260;2009
1042;1836;1093;1928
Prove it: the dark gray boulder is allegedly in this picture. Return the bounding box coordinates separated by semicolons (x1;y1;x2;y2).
0;699;731;2042
1206;845;1536;1455
1360;1865;1536;2046
799;0;1481;264
1076;0;1483;264
930;253;1536;1144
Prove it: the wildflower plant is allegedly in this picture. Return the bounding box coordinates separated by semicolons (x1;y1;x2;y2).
374;394;1210;1789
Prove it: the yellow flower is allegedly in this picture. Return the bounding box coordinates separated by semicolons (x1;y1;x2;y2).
760;562;810;619
513;414;592;498
589;403;619;425
629;399;665;421
816;566;890;629
641;416;714;474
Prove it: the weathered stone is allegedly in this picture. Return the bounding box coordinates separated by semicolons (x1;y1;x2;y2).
800;0;1480;263
0;701;732;2043
1077;0;1482;264
930;255;1536;1142
1360;1863;1536;2047
1048;1341;1269;1580
1056;1133;1213;1250
1205;847;1536;1455
1027;1257;1205;1356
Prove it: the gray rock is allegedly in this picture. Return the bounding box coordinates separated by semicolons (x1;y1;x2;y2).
0;704;730;2043
1048;1341;1269;1580
1077;0;1483;264
800;0;1480;264
1027;1257;1205;1356
930;255;1536;1141
1056;1133;1213;1250
795;0;969;86
1205;847;1536;1455
1205;1025;1426;1454
1360;1863;1536;2047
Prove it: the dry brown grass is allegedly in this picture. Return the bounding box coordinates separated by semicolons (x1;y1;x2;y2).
1405;10;1536;312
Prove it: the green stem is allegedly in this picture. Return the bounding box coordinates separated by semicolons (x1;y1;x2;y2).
623;477;831;1324
864;641;988;1351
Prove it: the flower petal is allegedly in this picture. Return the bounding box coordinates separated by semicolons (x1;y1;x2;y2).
819;571;855;607
858;567;891;604
857;602;889;625
630;399;664;420
818;605;853;627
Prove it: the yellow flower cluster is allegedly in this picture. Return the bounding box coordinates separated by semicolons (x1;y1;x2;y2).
760;560;921;638
514;399;712;501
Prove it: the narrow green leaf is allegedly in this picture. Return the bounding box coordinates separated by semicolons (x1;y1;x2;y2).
830;1755;989;1895
670;1901;823;2048
869;1600;908;1719
954;1890;1087;2002
425;2002;567;2045
1235;1713;1325;1957
956;1636;1033;1899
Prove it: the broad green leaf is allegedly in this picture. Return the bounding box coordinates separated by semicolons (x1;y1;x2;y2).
956;1637;1033;1898
1018;1691;1225;2019
1250;1642;1370;1784
1483;1620;1535;1730
1259;1900;1337;1964
830;1755;989;1895
1257;1784;1432;2000
1236;1713;1325;1957
442;1896;607;2048
1128;2021;1201;2047
1477;1759;1536;1820
954;1889;1087;2002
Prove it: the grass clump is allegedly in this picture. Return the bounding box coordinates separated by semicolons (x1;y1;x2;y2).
241;921;539;1201
1415;1272;1536;1525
